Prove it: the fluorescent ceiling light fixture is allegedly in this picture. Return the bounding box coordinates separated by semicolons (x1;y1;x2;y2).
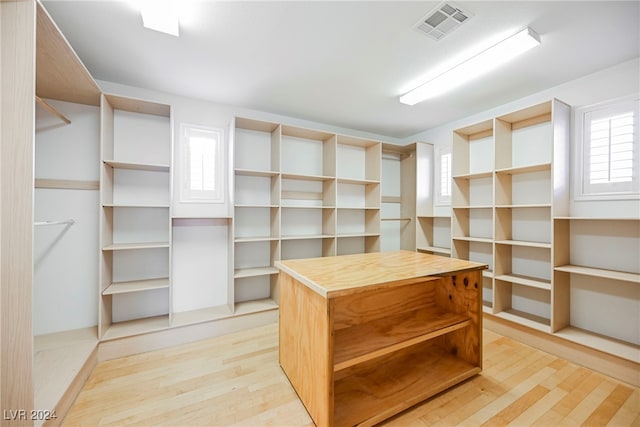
140;1;180;36
400;27;540;105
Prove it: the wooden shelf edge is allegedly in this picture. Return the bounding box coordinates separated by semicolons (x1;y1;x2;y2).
104;160;170;172
495;163;551;175
554;265;640;284
417;246;452;255
334;317;471;372
234;168;279;177
493;310;550;333
494;274;551;290
554;326;640;364
35;178;99;191
102;242;170;251
102;278;170;295
495;239;551;249
234;267;279;279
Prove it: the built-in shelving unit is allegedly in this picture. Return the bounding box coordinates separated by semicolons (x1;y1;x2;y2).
99;94;172;341
552;217;639;362
446;100;639;370
232;118;384;312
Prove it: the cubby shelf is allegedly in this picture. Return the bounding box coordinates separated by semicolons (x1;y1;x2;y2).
103;160;170;172
102;241;170;251
494;274;551;290
234;168;279;177
417;246;451;255
233;267;279;279
554;265;640;284
495;240;551;248
333;308;471;371
102;278;170;295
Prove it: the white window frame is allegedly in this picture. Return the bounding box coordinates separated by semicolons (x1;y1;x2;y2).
435;146;452;206
575;95;639;201
180;123;225;203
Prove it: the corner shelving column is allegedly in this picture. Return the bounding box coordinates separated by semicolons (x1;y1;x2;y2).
99;94;172;340
280;125;337;259
336;135;381;255
451;119;495;312
492;100;569;333
233;118;281;314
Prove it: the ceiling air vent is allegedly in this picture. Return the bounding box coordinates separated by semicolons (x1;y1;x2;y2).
416;2;473;41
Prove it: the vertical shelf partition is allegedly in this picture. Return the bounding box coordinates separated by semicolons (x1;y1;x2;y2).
99;94;172;340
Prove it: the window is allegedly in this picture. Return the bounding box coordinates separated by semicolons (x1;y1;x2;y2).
435;147;452;205
577;97;639;199
181;124;224;203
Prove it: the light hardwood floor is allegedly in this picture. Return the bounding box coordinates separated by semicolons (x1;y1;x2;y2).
62;323;639;426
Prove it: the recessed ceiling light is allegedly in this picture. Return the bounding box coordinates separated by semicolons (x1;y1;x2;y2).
400;27;541;105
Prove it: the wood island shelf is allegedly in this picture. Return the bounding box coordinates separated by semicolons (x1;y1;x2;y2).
276;250;487;426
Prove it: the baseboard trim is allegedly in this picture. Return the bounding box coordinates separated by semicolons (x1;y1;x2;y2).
483;314;640;387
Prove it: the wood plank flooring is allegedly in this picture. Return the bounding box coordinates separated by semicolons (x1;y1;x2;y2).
62;323;639;426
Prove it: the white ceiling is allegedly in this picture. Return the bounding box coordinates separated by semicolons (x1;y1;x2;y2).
42;1;640;139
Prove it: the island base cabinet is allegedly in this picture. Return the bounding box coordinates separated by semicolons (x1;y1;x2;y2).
278;253;483;427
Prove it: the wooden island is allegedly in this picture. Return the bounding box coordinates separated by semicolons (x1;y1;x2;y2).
276;250;487;427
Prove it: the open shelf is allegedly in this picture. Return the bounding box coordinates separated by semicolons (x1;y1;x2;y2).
333;340;480;427
234;266;279;279
102;241;170;250
334;307;470;371
417;246;452;255
103;160;169;172
102;278;170;295
494;273;551;290
495;163;551;175
554;326;640;363
495;239;551;249
554;265;639;284
493;309;550;332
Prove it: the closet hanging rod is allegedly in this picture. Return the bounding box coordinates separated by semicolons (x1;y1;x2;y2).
34;219;75;227
35;96;71;125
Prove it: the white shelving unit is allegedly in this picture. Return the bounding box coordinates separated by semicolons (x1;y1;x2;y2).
232;118;384;310
99;94;172;340
451;100;571;329
553;217;639;362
